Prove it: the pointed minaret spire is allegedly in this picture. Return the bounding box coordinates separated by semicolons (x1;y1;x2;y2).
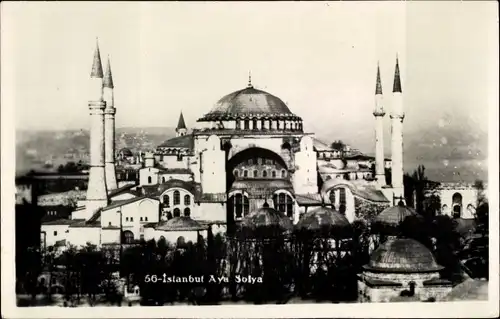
103;56;114;89
376;62;383;95
247;71;253;88
176;111;187;137
393;55;402;93
91;38;104;78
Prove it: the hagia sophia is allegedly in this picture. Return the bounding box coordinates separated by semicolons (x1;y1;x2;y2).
32;40;485;302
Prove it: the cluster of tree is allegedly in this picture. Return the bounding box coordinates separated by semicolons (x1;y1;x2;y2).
57;161;89;174
330;140;346;151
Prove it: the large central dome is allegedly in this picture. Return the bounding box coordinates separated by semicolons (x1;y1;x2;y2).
198;84;301;121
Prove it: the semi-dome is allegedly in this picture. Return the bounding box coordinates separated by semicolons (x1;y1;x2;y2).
363;238;443;273
296;206;350;234
374;204;420;226
240;204;293;231
198;85;302;121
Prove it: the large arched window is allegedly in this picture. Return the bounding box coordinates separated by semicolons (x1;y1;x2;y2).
244;120;250;130
122;230;134;244
339;188;346;215
184;194;191;206
243;170;248;178
173;191;180;205
273;192;294;218
163;195;170;207
272;170;276;178
329;190;336;208
173;208;181;217
262;170;268;178
452;193;463;218
252;119;258;130
232;193;249;219
184;207;191;217
253;170;258;178
162;177;166;183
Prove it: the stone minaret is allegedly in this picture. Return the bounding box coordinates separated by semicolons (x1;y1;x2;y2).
374;63;386;186
176;111;187;137
86;40;108;217
390;56;405;203
103;56;118;190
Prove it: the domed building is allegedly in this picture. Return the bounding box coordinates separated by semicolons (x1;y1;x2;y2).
358;238;453;302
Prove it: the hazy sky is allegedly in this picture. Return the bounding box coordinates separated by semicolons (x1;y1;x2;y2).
4;2;497;148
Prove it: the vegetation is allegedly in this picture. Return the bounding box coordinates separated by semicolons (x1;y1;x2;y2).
330;140;346;151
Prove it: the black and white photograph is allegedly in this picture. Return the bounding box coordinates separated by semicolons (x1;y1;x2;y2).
1;1;498;318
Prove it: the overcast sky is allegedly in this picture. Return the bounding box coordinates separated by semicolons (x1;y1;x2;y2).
4;2;497;147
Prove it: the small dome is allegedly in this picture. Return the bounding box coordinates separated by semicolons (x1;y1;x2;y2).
364;238;443;273
119;148;133;156
374;204;419;226
156;217;206;231
241;206;293;231
199;86;301;121
296;206;350;233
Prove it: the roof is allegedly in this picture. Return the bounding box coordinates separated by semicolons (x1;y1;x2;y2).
155;217;207;231
312;138;334;151
69;219;101;228
158;167;193;175
198;86;301;121
240;205;293;231
108;183;137;198
230;179;293;197
177;112;187;130
443;279;488;301
42;218;84;226
296;206;351;234
363;238;443;273
102;196;156;211
321;179;389;203
393;56;402;93
199;193;227;203
103;56;114;88
374;204;420;226
295;193;323;205
37;190;86;206
157;134;194;150
91;40;103;78
141;179;202;199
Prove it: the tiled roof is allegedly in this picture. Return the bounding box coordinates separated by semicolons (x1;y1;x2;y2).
157;134;194;150
374;205;420;226
102;196;152;211
198;86;300;121
296;206;351;234
141;179;202;199
295;193;323;205
69;219;101;228
42;218;84;226
199;193;227;203
155;217;207;231
240;206;293;231
321;179;389;203
363;238;443;273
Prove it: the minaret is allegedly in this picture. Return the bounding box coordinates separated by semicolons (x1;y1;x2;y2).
390;55;405;203
103;56;118;190
176;111;187;137
85;39;108;217
373;63;386;186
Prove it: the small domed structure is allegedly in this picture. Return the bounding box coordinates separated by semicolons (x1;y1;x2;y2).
296;206;351;237
156;216;206;232
374;203;419;227
240;205;293;232
358;238;452;303
363;238;443;273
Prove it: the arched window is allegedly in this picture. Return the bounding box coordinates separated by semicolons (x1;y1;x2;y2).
173;208;181;217
233;170;239;178
233;193;249;219
262;170;268;178
122;230;134;244
339;188;346;215
244;120;250;130
274;193;294;217
248;159;253;165
147;176;152;184
236;120;241;130
162;177;166;183
163;195;170;207
243;170;248;178
145;217;148;221
184;207;191;217
272;170;276;178
281;169;286;178
173;191;180;205
140;217;143;221
252;119;258;129
159;235;166;242
452;193;463;218
184;194;191;206
329;190;336;208
253;170;258;178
